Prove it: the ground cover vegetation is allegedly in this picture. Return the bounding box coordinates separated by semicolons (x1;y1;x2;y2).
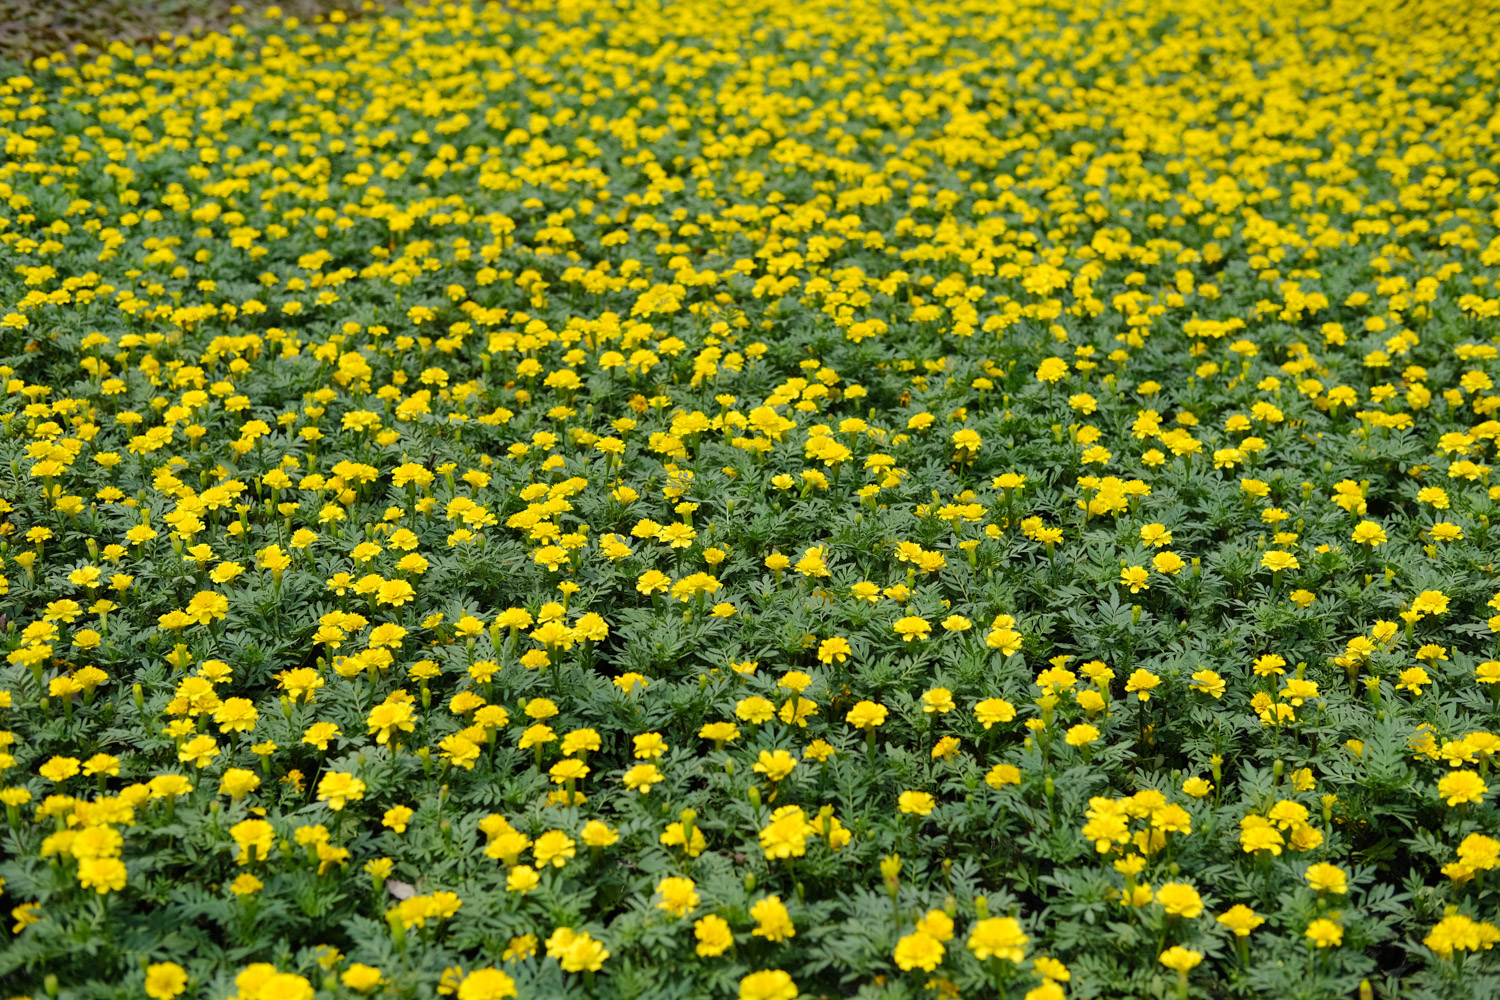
2;0;1500;997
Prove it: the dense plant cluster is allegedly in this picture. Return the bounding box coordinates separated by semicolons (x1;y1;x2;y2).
3;0;1500;997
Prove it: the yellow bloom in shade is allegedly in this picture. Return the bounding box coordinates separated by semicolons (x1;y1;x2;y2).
1397;666;1432;695
534;830;576;868
1411;590;1450;617
39;756;81;782
1305;863;1347;894
1065;723;1099;747
974;698;1016;728
1031;957;1069;983
898;791;936;815
760;806;813;859
1188;670;1225;698
753;749;799;781
78;857;127;894
846;700;888;729
893;930;945;971
655;875;700;917
1424;914;1500;958
506;865;540;893
916;909;954;942
1158;946;1203;972
1152;551;1186;575
1025;981;1066;1000
144;963;187;1000
383;806;414;833
817;636;851;663
623;763;664;793
921;688;955;713
986;763;1022;788
1154;882;1203;918
1216;904;1265;937
750;895;795;942
250;973;314;1000
456;968;518;1000
219;768;261;800
230;874;264;896
503;935;539;962
1036;357;1069;383
341;965;383;993
695;914;733;956
738;970;797;1000
1439;770;1487;807
1306;918;1344;948
1124;669;1161;701
178;735;220;768
1120;565;1149;593
544;927;610;973
893;615;931;641
1182;776;1213;798
316;772;366;811
1261;550;1299;572
966;917;1028;962
581;820;619;847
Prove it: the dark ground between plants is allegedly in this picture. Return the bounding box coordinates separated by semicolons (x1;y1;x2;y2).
0;0;380;66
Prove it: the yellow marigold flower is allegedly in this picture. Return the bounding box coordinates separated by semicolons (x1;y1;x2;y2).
967;917;1028;962
750;896;795;943
78;856;127;894
1154;882;1203;918
144;963;188;1000
654;876;700;918
986;763;1022;788
1036;357;1070;383
921;687;955;713
1216;904;1264;937
1158;946;1202;972
893;930;944;971
1305;918;1343;948
1124;669;1161;701
1305;863;1347;894
1261;550;1299;573
753;749;798;782
316;772;366;811
893;615;931;641
695;914;733;957
738;970;796;1000
760;806;813;859
456;968;517;1000
1064;723;1099;747
341;965;383;993
1439;770;1488;807
898;791;936;816
622;763;664;793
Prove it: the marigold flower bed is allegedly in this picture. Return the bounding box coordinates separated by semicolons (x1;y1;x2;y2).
2;1;1500;998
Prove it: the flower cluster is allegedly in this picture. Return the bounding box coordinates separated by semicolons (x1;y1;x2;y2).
1;0;1500;998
